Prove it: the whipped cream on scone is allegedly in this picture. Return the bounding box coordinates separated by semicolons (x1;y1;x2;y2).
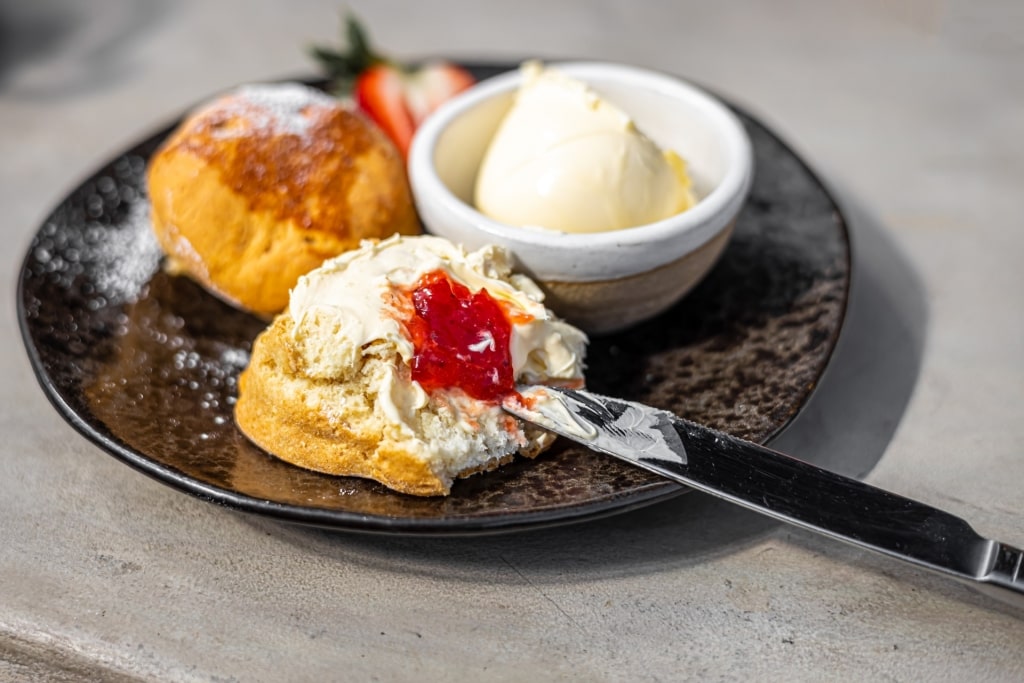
235;235;587;496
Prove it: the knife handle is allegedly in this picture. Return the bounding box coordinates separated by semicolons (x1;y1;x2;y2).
980;542;1024;606
664;416;1024;608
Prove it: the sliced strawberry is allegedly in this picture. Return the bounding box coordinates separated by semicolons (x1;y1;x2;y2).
353;65;417;157
401;63;477;125
311;15;476;159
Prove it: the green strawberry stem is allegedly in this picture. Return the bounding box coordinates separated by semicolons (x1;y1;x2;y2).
310;13;393;94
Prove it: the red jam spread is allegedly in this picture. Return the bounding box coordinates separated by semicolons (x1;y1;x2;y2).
402;270;521;402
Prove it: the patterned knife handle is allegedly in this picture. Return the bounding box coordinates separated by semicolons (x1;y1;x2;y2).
987;544;1024;589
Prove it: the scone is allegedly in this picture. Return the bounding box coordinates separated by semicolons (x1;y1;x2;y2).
235;235;587;496
146;82;420;317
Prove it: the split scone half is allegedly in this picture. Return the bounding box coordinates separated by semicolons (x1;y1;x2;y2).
235;235;587;496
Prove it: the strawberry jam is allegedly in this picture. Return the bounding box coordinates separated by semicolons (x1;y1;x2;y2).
402;270;516;402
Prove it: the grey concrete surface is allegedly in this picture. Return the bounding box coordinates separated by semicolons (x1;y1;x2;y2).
2;0;1022;680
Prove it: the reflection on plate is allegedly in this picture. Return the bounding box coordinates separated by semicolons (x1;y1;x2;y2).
17;65;850;535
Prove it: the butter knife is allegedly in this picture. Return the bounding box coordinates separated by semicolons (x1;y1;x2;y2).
504;386;1024;606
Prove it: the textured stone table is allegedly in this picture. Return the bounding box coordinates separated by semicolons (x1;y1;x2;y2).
2;1;1022;680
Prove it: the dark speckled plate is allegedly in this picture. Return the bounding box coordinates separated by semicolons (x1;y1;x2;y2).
17;65;850;535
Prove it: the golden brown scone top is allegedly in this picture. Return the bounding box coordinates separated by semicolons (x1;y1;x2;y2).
147;83;420;316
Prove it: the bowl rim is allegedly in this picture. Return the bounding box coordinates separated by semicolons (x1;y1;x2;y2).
408;60;753;259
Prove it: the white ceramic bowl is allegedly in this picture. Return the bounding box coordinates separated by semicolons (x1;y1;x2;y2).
408;61;753;334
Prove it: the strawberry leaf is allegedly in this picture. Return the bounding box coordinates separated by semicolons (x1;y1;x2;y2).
345;14;377;68
310;13;387;94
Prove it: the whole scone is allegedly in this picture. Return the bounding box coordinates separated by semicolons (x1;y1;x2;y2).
146;82;420;317
235;235;588;496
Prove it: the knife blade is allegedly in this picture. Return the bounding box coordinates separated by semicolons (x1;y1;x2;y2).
504;386;1024;606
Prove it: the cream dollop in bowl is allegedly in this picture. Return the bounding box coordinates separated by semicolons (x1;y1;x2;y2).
408;61;753;334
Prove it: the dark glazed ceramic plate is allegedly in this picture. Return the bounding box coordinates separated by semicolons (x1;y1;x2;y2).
17;65;850;535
